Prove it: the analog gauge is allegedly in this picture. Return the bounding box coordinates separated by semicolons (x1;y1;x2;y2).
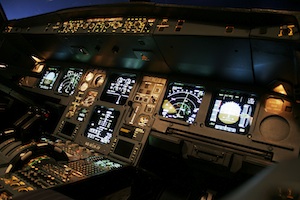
92;73;106;87
79;82;89;91
57;68;83;96
160;82;205;124
85;72;94;82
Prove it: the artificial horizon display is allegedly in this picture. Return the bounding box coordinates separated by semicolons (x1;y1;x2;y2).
206;90;257;134
38;66;60;90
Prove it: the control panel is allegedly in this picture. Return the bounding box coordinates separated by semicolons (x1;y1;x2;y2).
18;64;300;166
4;15;299;40
5;17;156;34
0;60;298;199
0;154;124;198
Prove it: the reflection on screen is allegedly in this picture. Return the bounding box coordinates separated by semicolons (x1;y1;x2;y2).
38;67;60;90
61;121;76;137
57;68;83;96
206;90;256;134
85;106;120;144
159;82;205;124
101;73;136;105
114;139;134;159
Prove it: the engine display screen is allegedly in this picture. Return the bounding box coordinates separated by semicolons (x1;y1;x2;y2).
84;106;120;144
38;67;60;90
206;90;256;134
159;82;205;124
100;73;136;105
57;68;83;96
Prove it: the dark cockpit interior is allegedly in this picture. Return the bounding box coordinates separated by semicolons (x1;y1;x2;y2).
0;1;299;199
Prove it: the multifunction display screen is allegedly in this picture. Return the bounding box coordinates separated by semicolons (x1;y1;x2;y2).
38;67;60;90
159;82;205;124
206;90;256;134
84;106;120;144
60;121;76;137
57;68;83;96
100;73;136;105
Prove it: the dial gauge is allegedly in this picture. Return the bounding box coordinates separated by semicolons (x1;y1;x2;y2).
85;72;94;82
92;73;106;87
160;82;205;124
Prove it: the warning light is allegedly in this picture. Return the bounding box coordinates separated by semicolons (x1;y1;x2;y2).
273;84;288;95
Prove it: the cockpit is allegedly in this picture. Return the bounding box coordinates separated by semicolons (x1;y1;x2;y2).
0;1;299;199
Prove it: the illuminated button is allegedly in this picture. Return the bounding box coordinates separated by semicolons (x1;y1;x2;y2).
80;82;89;91
85;72;94;82
265;98;284;113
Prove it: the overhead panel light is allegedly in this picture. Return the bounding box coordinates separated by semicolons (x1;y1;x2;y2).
31;55;45;63
273;84;288;95
0;63;8;69
31;55;45;73
32;63;45;73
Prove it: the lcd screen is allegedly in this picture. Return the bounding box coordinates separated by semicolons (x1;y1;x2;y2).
100;73;136;105
57;68;83;96
84;106;120;144
114;139;134;159
61;121;76;137
38;67;60;90
206;90;256;134
159;82;205;124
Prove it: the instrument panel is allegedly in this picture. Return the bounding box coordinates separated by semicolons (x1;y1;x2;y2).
18;63;300;168
0;60;298;200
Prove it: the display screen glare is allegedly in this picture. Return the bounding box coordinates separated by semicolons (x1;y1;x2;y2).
84;106;120;144
206;90;256;134
38;67;60;90
159;82;205;124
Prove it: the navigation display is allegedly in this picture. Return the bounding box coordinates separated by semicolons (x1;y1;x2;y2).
159;82;205;124
38;67;60;90
84;106;120;144
100;73;136;105
57;68;83;96
206;90;256;134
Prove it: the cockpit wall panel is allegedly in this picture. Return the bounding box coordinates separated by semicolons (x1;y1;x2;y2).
154;35;254;83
